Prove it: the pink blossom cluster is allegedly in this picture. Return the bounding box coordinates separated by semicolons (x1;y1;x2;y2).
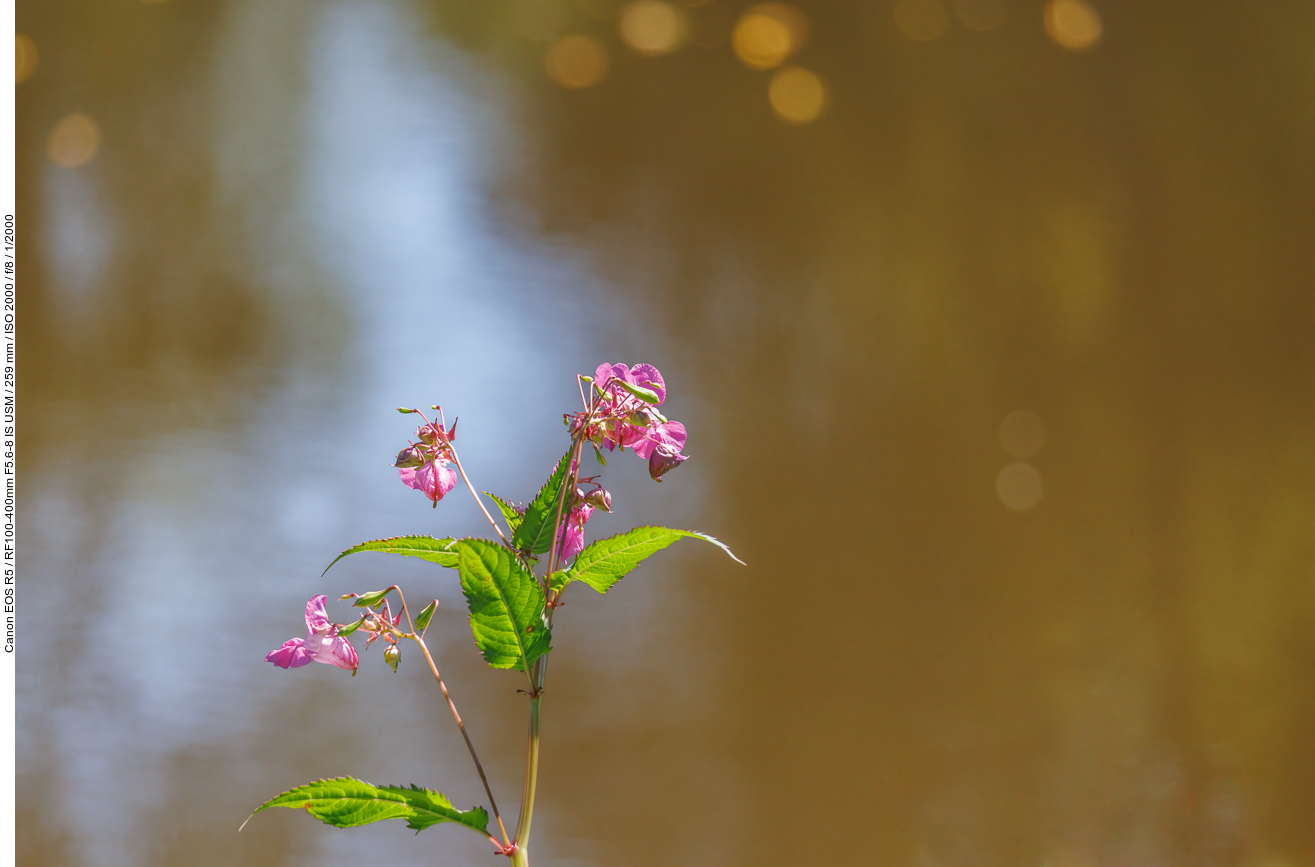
394;417;459;506
571;363;689;482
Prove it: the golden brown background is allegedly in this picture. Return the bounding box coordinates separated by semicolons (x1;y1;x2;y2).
16;0;1315;865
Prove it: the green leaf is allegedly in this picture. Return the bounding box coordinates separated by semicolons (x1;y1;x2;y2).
483;493;524;533
456;539;551;674
511;449;573;555
323;536;460;575
243;777;489;836
553;527;744;595
413;600;438;634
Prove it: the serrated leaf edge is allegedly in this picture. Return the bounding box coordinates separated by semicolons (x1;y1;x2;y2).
511;449;572;555
241;776;489;836
556;526;744;594
323;535;460;576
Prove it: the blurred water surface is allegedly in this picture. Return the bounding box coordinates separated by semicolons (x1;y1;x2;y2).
16;0;1315;866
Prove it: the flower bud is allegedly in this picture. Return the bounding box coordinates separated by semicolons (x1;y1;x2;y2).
648;445;688;481
417;425;437;444
582;487;612;512
393;446;426;468
628;410;651;427
384;643;401;673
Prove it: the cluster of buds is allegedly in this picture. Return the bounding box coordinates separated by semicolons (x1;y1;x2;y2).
556;477;612;563
349;598;406;672
567;363;689;482
394;409;459;507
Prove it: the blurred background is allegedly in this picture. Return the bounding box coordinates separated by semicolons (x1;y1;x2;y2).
15;0;1315;865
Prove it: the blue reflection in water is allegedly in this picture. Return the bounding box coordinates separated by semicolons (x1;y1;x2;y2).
20;1;668;865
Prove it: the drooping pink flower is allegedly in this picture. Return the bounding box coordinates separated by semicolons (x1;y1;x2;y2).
399;459;458;505
648;443;688;481
266;595;359;672
556;500;595;563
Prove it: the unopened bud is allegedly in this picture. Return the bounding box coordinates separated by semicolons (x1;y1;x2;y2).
582;487;612;512
628;410;651;427
384;643;401;673
393;446;426;468
648;445;688;481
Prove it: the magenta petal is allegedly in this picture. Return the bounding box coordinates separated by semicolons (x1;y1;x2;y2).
399;466;423;491
557;522;586;562
266;638;314;668
629;420;686;459
627;364;666;405
304;594;333;634
555;504;595;562
656;421;686;451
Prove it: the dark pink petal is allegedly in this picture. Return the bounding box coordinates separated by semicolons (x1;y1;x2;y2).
304;595;333;634
399;462;458;503
422;462;458;502
648;444;688;481
266;637;314;668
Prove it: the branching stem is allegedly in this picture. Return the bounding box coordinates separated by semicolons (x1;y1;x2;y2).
411;633;511;850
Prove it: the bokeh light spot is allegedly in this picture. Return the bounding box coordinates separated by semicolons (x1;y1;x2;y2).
998;411;1048;459
46;113;102;168
1044;0;1101;51
16;34;39;84
731;3;808;70
997;463;1043;511
895;0;949;42
954;0;1007;31
768;66;826;124
619;0;687;56
545;35;610;87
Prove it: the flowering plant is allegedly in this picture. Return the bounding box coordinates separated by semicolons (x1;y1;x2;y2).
244;364;741;866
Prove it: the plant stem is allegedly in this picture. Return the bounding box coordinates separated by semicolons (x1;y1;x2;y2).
511;433;585;863
511;656;546;866
412;634;511;850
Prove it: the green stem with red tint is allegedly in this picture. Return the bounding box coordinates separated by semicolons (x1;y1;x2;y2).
511;432;585;865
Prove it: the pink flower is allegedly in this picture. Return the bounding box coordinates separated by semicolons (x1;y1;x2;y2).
399;460;458;505
591;363;689;461
556;500;595;563
266;595;359;672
